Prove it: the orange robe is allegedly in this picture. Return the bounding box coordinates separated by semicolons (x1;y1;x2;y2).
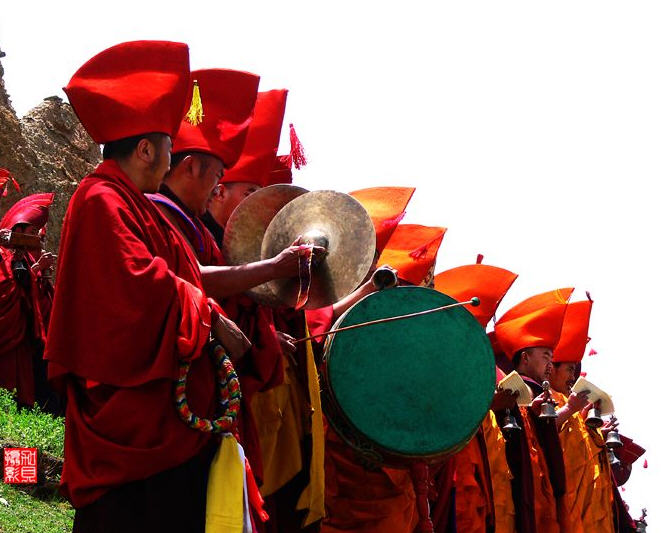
520;408;561;533
482;411;516;533
583;427;615;533
251;318;325;531
553;392;593;533
321;424;417;533
454;429;493;533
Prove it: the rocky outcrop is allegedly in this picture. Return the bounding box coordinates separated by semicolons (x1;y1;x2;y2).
0;46;101;253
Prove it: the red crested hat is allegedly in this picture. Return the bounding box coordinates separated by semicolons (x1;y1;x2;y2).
349;187;415;254
220;89;286;184
173;69;260;168
269;155;293;185
434;259;518;328
0;193;55;230
266;123;307;186
64;41;191;144
0;168;21;198
494;288;574;359
553;299;593;363
378;224;446;286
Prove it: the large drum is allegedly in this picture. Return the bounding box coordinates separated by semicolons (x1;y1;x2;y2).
321;286;495;467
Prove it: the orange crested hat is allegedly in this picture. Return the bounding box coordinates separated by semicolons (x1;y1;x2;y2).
378;224;446;286
434;257;518;328
494;288;574;359
220;89;287;184
349;187;415;254
173;69;260;168
0;193;55;230
553;298;593;363
64;41;191;144
266;123;307;186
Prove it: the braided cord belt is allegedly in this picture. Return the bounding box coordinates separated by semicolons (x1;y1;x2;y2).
174;344;241;433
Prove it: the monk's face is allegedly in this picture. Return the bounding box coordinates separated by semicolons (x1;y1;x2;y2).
521;346;554;384
190;155;224;217
211;181;261;227
144;135;172;192
550;362;578;395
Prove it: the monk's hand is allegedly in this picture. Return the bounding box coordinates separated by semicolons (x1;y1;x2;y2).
276;331;298;366
212;314;251;361
268;237;324;280
602;416;619;433
530;392;546;416
580;398;601;420
491;387;519;412
566;390;590;414
34;251;56;272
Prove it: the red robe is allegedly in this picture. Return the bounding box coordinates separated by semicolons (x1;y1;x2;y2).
26;250;54;332
45;160;217;508
0;248;45;405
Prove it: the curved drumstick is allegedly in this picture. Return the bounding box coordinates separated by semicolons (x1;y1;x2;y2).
294;297;480;344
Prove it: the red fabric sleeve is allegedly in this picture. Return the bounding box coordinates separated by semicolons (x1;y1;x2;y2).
45;175;211;387
305;305;334;341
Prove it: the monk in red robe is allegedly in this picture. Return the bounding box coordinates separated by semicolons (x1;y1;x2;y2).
44;41;251;533
197;91;326;531
150;81;322;531
0;192;56;409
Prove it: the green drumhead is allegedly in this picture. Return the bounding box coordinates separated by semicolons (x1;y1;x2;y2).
326;286;495;457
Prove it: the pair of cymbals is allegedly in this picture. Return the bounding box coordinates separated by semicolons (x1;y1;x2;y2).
223;185;376;309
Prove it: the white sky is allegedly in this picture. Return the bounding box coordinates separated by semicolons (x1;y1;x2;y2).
1;0;658;525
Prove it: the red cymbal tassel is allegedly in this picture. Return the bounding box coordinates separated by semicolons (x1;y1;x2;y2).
410;461;435;533
289;123;307;169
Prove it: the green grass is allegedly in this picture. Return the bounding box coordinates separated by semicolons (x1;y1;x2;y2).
0;389;73;532
0;482;73;533
0;389;64;457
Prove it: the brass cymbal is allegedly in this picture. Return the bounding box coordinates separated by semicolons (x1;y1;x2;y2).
261;190;376;309
223;184;308;305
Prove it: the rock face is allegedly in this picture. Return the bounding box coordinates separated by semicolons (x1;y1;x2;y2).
0;46;101;253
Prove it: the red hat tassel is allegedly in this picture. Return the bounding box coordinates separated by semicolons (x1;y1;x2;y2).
380;212;406;233
289;123;307;170
409;243;429;260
